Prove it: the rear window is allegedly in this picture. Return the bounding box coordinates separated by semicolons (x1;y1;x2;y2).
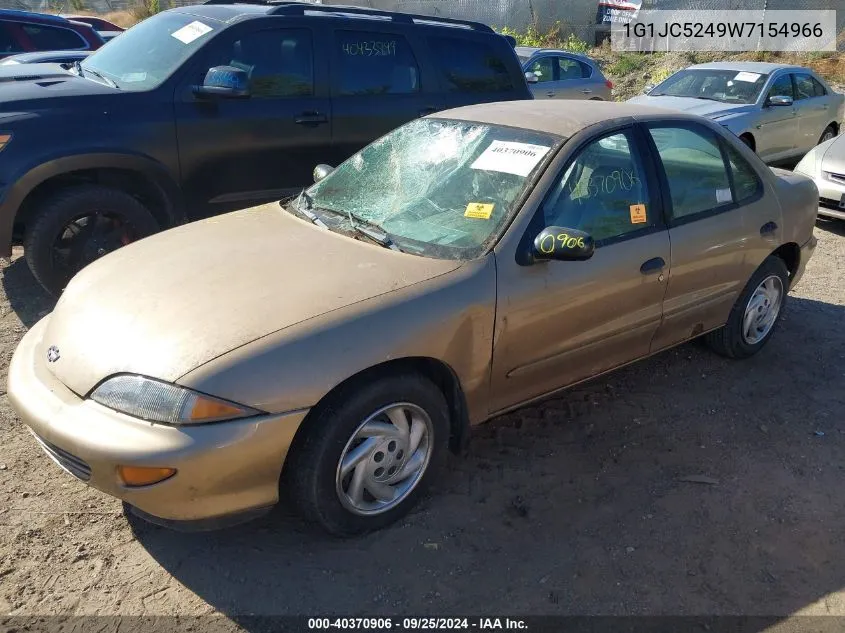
428;36;513;93
21;23;86;50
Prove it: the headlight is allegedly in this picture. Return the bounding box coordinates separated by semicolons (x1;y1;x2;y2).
90;374;262;424
795;147;820;177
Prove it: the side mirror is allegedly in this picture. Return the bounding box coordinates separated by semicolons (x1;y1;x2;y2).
767;95;793;107
313;164;334;183
643;83;654;94
525;71;539;84
533;226;594;262
193;65;250;99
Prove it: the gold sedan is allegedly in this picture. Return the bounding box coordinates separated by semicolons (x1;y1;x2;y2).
8;101;818;535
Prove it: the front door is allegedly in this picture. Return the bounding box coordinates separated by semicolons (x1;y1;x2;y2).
490;128;670;413
525;55;556;99
756;73;798;162
174;25;332;218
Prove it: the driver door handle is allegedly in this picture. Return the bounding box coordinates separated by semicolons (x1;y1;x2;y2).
640;257;666;275
295;111;328;126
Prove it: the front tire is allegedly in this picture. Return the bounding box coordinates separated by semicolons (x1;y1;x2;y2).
23;185;159;297
287;373;450;536
819;124;837;145
705;256;789;359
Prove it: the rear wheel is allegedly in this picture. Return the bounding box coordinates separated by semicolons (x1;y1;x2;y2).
819;125;837;144
23;185;159;297
287;373;450;536
705;256;789;359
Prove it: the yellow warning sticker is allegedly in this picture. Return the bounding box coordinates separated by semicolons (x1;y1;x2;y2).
465;202;494;219
629;203;647;224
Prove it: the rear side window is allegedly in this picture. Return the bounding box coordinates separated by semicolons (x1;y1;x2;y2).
793;73;826;98
21;23;85;50
557;57;590;79
648;125;732;221
335;30;419;96
428;36;513;93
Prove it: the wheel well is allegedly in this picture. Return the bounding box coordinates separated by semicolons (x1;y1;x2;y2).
14;168;174;239
772;242;800;279
739;133;756;151
829;121;840;135
293;358;471;458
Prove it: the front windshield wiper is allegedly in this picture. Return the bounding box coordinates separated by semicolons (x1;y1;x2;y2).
315;205;402;252
290;190;328;228
693;95;724;102
75;62;118;89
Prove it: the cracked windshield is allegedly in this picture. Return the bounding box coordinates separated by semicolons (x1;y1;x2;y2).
296;118;560;259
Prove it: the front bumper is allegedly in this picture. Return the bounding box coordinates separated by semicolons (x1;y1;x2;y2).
8;317;309;527
808;172;845;220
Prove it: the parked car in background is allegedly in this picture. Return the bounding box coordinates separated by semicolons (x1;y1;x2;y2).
517;46;612;100
8;100;818;536
0;10;103;59
95;30;122;43
0;0;531;297
628;62;844;164
795;133;845;220
59;14;125;32
0;49;91;65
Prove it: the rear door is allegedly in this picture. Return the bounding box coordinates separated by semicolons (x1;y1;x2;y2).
174;22;332;218
756;72;798;161
328;26;432;167
792;72;834;153
549;55;596;100
645;122;780;351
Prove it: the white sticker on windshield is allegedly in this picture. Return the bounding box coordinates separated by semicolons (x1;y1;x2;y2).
734;71;761;83
716;188;732;203
171;21;212;44
470;141;551;177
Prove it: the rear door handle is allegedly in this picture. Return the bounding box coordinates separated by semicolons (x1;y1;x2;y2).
760;221;778;236
580;89;592;94
295;111;328;126
546;91;556;97
640;257;665;275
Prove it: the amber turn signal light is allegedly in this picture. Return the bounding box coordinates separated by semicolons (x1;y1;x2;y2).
118;465;177;487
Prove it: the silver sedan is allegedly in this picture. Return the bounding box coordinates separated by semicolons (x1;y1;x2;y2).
628;62;844;164
517;46;613;101
795;133;845;220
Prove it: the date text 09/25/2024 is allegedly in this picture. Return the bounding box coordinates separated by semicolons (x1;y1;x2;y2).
307;618;528;630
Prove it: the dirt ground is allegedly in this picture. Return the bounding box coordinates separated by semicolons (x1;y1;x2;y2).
0;218;844;628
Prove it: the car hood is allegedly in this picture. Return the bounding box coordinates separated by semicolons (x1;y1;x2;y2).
627;95;756;119
43;205;463;396
820;134;845;175
0;64;114;107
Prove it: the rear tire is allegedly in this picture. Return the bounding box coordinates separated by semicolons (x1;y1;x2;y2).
24;185;159;297
287;373;450;536
819;124;837;144
705;256;789;359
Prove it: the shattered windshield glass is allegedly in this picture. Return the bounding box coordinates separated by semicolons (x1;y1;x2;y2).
297;118;560;259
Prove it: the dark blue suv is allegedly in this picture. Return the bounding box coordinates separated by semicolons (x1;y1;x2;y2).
0;1;530;295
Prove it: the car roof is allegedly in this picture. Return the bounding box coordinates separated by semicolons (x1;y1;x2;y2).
0;8;76;24
171;3;274;23
515;45;593;61
688;61;806;73
431;100;680;138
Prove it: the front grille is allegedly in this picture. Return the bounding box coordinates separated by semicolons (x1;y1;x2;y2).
821;197;844;210
827;172;845;185
31;432;91;481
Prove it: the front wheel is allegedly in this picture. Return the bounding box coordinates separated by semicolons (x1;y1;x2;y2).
819;125;837;144
705;256;789;359
287;374;450;536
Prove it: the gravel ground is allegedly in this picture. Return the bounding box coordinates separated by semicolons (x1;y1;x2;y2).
0;218;844;628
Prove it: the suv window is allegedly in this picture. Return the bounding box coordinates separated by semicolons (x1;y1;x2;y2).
793;73;825;99
21;23;85;50
557;57;589;80
723;142;762;203
648;125;732;221
428;36;513;93
336;30;419;96
542;130;653;243
227;29;313;98
0;23;22;55
527;56;554;83
767;74;793;100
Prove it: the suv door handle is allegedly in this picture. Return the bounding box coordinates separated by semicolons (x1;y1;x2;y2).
295;112;328;126
760;221;778;236
640;257;665;275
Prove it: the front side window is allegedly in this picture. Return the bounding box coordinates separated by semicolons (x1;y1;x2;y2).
542;131;653;243
0;23;23;54
428;36;513;93
81;12;221;91
651;68;768;104
297;118;559;259
648;125;732;221
336;30;419;96
767;74;794;100
22;23;85;50
527;56;554;83
226;29;313;98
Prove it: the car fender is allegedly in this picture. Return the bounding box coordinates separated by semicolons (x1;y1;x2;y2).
0;151;184;257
